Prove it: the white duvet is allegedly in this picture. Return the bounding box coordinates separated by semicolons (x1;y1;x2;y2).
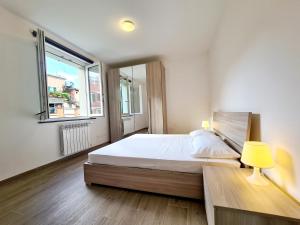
88;134;240;173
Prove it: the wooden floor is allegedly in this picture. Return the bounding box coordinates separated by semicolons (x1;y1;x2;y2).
0;154;208;225
123;128;149;138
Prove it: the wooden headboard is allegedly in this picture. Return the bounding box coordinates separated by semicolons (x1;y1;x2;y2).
212;112;252;154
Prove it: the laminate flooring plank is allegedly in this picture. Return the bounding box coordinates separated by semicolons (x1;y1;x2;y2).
0;154;207;225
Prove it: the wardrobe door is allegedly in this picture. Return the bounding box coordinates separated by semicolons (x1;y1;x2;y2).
107;68;122;142
161;64;168;133
120;66;133;136
132;64;148;133
146;61;167;134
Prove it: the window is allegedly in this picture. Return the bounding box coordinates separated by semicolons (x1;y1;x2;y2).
49;104;56;114
45;50;86;118
120;78;130;115
87;65;103;116
36;29;104;120
120;77;143;116
131;85;143;114
48;86;57;93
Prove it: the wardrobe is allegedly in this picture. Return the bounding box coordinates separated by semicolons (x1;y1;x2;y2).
108;61;167;142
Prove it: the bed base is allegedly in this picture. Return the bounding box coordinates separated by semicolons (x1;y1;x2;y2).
84;162;203;199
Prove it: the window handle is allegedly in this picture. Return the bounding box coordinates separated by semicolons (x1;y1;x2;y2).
35;111;46;120
35;111;46;115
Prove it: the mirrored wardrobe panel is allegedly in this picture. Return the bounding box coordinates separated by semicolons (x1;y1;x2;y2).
108;61;167;142
120;65;148;136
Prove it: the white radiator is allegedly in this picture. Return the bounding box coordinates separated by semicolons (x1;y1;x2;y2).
59;122;90;156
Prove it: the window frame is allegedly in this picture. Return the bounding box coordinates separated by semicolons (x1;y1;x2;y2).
120;77;131;117
45;47;88;119
35;29;104;122
130;84;143;115
120;77;144;116
86;63;105;117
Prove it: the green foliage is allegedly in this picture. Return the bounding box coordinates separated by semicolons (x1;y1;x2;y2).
49;91;70;101
61;92;70;101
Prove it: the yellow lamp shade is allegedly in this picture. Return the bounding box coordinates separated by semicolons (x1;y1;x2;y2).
202;120;210;129
241;142;274;168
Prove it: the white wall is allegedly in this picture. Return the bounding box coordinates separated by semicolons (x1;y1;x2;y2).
0;6;109;181
163;55;211;134
209;0;300;201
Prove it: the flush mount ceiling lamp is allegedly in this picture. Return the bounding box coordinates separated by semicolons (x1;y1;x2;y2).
120;19;136;32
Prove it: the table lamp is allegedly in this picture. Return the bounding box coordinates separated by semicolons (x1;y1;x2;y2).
241;141;274;186
202;120;210;130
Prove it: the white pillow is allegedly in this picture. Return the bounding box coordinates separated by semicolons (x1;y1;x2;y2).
189;129;213;137
191;135;240;159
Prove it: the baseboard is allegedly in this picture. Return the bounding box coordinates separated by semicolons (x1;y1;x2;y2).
0;141;110;185
123;127;149;138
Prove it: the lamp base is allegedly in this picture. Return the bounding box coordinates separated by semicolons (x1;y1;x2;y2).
246;167;269;186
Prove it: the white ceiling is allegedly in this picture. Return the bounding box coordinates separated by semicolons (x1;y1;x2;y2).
0;0;225;64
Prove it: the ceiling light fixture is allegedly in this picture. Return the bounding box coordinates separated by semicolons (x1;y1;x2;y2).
120;19;135;32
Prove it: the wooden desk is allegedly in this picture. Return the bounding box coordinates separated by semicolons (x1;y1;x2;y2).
203;166;300;225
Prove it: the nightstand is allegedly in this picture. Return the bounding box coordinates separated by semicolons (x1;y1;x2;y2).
203;166;300;225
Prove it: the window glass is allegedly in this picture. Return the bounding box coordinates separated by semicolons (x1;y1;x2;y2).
45;51;86;118
87;65;103;116
131;85;142;114
36;33;105;121
120;79;130;115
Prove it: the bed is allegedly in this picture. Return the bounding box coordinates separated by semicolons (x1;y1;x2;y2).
84;112;252;199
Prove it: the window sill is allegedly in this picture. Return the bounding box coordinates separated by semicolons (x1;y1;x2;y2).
38;117;96;124
90;114;105;118
122;115;133;117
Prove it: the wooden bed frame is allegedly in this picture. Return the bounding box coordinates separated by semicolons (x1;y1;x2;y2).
84;112;252;199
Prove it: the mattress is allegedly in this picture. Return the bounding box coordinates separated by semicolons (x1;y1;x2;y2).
88;134;241;173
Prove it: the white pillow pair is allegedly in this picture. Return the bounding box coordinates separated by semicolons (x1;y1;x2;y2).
190;132;240;159
189;129;213;137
